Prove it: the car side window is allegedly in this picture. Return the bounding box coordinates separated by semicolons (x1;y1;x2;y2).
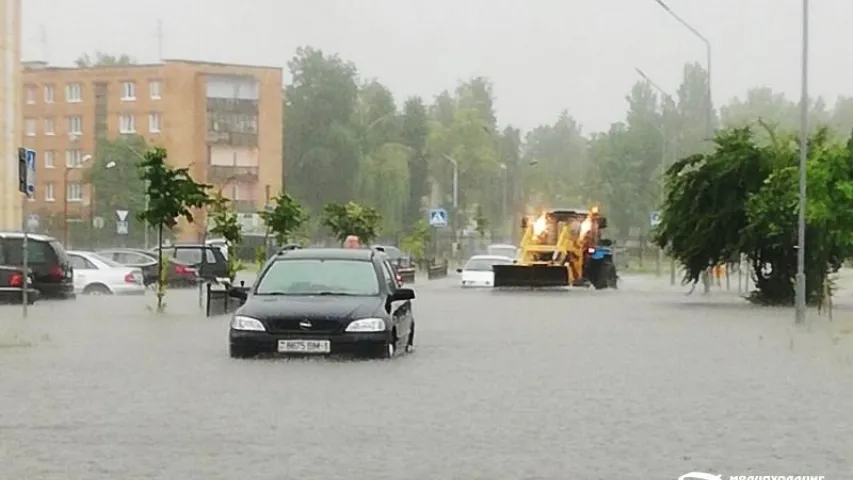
379;261;396;290
69;255;96;270
117;252;147;264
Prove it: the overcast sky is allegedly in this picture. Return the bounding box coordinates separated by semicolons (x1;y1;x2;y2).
20;0;853;133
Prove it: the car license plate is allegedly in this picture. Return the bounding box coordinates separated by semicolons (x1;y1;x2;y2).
278;339;330;354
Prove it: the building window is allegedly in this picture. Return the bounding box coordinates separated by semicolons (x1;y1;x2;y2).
45;183;55;202
44;118;55;135
25;119;36;136
66;149;84;168
44;84;55;103
65;83;82;102
149;80;161;99
25;86;35;104
121;81;136;100
44;150;55;168
68;116;82;135
119;114;135;133
149;112;161;133
66;183;83;202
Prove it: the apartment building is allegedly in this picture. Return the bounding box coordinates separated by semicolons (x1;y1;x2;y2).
20;59;283;241
0;0;23;231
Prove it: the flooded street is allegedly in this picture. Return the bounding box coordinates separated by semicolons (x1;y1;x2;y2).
1;274;851;479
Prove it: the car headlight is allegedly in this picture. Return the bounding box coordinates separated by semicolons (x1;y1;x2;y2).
230;315;266;331
345;318;387;332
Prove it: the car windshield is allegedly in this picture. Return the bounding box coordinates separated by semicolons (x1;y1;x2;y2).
465;257;512;271
487;246;516;259
255;259;380;296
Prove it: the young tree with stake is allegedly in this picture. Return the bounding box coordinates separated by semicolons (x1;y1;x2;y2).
138;148;212;312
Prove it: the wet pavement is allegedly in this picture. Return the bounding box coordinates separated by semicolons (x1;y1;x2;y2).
1;273;851;479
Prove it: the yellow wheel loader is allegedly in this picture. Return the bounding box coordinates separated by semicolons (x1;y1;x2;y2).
492;207;617;289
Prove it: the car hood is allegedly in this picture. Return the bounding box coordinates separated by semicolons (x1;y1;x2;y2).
239;294;385;321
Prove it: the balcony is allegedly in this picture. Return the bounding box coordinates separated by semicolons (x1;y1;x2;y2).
206;130;257;147
208;165;259;183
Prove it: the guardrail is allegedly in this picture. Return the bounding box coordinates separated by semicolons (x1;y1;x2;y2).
427;260;448;280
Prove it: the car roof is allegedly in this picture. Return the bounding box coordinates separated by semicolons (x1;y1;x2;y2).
274;248;375;261
468;255;514;261
0;231;55;242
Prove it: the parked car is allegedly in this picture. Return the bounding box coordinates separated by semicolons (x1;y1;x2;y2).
372;245;416;284
97;248;200;287
457;254;514;287
227;247;416;359
0;265;38;304
486;244;518;261
0;232;74;299
152;244;229;282
67;250;146;295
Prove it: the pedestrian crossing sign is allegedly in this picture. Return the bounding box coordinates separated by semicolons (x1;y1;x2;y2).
429;208;448;227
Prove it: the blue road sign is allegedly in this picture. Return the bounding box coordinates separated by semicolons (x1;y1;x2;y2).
650;211;661;227
429;208;448;227
24;149;36;197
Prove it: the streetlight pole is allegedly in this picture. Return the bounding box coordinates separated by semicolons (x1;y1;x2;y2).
795;0;809;324
500;163;508;242
652;0;713;138
636;67;678;285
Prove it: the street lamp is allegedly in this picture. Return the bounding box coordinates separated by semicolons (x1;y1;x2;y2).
636;67;678;284
652;0;713;138
500;163;508;242
795;0;809;324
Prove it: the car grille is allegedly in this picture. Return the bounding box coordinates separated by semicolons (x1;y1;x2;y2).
265;318;343;334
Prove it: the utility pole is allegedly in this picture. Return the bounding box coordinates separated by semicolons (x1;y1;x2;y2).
795;0;809;324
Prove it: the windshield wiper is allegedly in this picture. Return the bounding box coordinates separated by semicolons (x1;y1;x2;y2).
313;291;360;296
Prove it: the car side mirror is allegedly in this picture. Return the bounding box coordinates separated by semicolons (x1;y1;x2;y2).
391;288;415;301
456;267;462;273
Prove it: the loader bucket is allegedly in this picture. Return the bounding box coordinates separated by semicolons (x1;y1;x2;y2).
492;264;570;288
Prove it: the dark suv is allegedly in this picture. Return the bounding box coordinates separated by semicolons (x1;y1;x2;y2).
153;244;228;282
0;232;74;299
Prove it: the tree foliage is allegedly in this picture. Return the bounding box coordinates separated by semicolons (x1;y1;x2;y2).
75;51;136;68
258;193;307;245
321;202;382;244
208;191;244;279
138;147;211;311
654;125;853;304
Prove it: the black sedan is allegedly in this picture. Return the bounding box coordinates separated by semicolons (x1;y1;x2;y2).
227;248;416;359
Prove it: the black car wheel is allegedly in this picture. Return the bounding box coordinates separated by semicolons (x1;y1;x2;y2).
229;344;257;359
83;283;112;295
593;260;617;290
371;333;397;359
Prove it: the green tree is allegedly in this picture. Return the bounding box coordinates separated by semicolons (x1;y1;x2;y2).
321;201;382;244
138;148;212;311
258;193;307;246
208;191;243;280
357;143;411;236
675;62;717;155
75;51;136;67
654;125;853;305
284;47;361;210
400;220;430;264
400;97;430;230
84;136;148;245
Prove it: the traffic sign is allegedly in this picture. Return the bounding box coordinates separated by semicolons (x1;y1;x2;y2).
92;216;105;229
116;209;129;235
429;208;448;227
18;148;35;197
650;211;661;227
